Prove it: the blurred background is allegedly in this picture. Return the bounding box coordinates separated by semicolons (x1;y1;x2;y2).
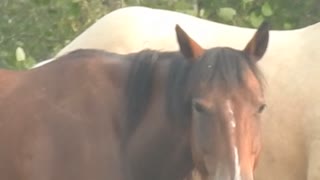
1;0;319;69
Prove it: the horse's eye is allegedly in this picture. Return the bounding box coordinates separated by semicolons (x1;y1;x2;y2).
192;100;208;114
258;104;266;114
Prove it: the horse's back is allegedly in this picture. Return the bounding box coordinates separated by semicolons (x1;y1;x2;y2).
56;6;314;61
56;6;256;57
0;69;23;98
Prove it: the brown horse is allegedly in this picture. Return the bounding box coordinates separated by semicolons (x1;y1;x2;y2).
0;23;269;180
38;7;320;180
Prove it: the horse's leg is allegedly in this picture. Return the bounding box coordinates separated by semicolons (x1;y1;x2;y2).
306;105;320;180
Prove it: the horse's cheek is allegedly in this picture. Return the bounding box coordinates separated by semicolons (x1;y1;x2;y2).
192;117;215;153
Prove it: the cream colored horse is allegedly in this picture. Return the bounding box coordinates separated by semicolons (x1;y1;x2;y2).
35;6;320;180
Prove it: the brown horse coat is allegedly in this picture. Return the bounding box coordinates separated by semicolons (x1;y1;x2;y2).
0;51;128;180
0;23;269;180
36;6;320;180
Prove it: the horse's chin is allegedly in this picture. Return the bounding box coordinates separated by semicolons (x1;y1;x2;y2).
197;163;253;180
207;172;253;180
208;166;232;180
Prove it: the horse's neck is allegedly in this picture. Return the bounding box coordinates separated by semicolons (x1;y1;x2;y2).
124;56;193;180
126;116;193;180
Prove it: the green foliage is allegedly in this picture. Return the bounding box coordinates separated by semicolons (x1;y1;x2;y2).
0;0;108;69
261;2;273;17
217;7;237;22
198;0;320;29
1;0;320;69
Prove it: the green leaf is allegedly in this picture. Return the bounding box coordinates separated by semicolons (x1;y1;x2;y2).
249;12;264;28
242;0;253;4
16;47;26;62
283;22;293;30
24;57;37;69
217;7;237;22
261;2;273;17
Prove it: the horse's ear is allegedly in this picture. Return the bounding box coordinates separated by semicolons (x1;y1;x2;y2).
244;21;270;62
175;24;204;62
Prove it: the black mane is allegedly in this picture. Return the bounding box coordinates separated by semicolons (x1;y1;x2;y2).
124;48;264;140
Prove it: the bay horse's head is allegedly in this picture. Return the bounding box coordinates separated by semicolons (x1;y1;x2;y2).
175;22;269;180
